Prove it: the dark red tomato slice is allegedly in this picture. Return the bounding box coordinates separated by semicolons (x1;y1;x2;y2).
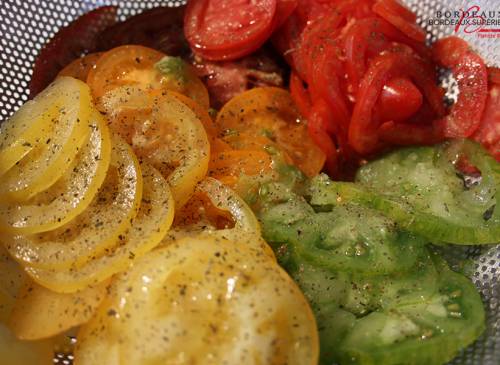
96;6;190;57
190;45;286;109
271;11;303;68
184;0;277;60
488;67;500;85
348;51;445;155
308;99;339;177
432;37;488;138
372;0;425;42
473;85;500;161
377;77;423;122
290;72;312;118
29;6;117;98
273;0;298;30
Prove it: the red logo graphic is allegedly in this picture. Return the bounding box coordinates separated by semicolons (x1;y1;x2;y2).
454;5;500;36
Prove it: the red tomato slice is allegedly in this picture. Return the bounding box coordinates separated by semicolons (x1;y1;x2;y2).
294;12;345;82
309;35;351;137
348;51;445;155
432;36;469;67
308;99;339;177
373;0;426;42
273;0;298;30
343;17;429;96
30;6;117;98
374;0;416;22
184;0;277;60
432;37;488;138
473;85;500;161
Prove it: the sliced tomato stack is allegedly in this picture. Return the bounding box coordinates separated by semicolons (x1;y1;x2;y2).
272;0;493;176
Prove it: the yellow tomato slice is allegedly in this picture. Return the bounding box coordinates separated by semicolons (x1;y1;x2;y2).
75;235;319;365
168;177;274;259
0;245;27;322
4;137;142;270
8;280;107;340
215;87;325;177
0;323;54;365
0;77;91;181
88;45;209;110
0;110;111;235
24;164;174;293
100;87;209;209
198;177;261;235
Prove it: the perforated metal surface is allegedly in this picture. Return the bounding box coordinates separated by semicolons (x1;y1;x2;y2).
0;1;499;364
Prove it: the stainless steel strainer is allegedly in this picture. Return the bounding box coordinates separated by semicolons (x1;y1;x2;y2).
0;1;499;364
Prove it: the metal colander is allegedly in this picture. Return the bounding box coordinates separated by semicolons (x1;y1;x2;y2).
0;0;499;364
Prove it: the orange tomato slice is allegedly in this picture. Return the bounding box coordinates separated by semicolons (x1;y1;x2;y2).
167;90;217;139
58;52;103;82
209;149;273;183
87;45;209;109
215;87;325;177
87;45;165;104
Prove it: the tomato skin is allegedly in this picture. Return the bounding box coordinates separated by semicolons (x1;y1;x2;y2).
30;6;117;98
184;0;277;61
377;77;423;122
432;37;488;138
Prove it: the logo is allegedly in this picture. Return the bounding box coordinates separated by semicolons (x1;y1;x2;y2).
428;5;500;38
